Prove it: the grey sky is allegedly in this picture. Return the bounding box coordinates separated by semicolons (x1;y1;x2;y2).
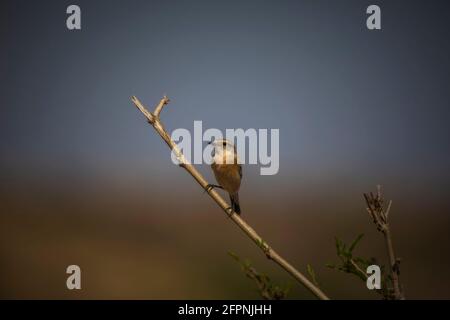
1;0;450;196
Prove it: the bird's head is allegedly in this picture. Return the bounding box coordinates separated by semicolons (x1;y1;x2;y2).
209;139;236;163
209;138;234;149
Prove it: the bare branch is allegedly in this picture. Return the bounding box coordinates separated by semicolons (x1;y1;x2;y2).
154;95;170;118
363;186;404;300
385;200;392;220
131;96;329;300
131;96;155;123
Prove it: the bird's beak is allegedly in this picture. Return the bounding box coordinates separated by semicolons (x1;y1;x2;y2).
208;140;212;145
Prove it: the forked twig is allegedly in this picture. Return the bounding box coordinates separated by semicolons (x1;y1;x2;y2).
131;95;329;300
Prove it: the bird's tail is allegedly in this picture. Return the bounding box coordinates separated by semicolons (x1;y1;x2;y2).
230;193;241;215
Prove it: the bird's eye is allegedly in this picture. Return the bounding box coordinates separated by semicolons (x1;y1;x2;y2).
222;142;227;147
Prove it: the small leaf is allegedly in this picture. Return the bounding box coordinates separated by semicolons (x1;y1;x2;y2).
334;237;340;252
228;251;289;300
307;264;320;287
227;251;239;262
349;233;364;252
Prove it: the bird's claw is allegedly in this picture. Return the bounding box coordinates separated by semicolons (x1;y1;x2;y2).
225;207;234;216
205;184;223;194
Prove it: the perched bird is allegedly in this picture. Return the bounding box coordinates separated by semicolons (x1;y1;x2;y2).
209;139;242;215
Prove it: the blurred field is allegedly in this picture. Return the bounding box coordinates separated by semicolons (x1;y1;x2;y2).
1;174;450;299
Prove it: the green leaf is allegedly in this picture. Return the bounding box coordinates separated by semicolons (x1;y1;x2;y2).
228;251;290;300
307;264;320;287
349;233;364;252
227;251;239;262
335;237;342;253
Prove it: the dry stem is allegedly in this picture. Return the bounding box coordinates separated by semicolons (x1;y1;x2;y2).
364;185;404;300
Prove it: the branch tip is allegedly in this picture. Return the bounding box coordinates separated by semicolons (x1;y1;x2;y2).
154;96;170;118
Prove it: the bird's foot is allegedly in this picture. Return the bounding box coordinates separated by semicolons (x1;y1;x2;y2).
225;206;234;216
205;184;224;194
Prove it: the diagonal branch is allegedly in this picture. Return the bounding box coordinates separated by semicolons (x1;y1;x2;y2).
131;95;329;300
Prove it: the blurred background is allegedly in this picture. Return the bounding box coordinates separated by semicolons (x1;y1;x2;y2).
1;0;450;299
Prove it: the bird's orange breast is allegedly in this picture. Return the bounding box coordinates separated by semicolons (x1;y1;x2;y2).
211;163;241;194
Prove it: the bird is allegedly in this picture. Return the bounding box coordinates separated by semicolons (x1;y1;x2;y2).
208;139;242;215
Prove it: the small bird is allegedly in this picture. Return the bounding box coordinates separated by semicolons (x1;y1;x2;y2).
208;139;242;215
